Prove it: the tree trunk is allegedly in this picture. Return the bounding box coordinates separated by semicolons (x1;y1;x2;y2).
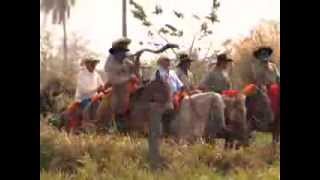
62;17;68;71
122;0;127;37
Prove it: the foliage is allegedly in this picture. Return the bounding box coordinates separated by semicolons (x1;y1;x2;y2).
129;0;220;58
40;0;76;25
40;32;97;115
229;20;280;89
40;122;279;180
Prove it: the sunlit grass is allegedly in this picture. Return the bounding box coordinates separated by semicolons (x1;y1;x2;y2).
40;122;279;180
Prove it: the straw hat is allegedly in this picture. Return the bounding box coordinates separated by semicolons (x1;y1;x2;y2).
80;57;100;66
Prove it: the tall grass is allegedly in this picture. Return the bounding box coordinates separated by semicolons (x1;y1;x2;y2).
40;122;279;180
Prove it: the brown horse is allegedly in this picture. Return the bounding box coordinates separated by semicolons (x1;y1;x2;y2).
245;84;280;143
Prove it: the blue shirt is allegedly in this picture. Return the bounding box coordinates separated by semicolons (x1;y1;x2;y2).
157;67;184;96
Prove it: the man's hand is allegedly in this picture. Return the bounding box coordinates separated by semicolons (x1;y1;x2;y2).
96;85;104;93
104;82;111;90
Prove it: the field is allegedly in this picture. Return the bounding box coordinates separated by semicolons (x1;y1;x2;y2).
40;121;279;180
40;19;280;180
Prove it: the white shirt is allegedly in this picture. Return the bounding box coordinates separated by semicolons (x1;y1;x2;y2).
75;67;104;101
156;66;184;96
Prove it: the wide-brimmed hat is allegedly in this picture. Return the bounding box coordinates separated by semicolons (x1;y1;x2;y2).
253;47;273;62
109;38;132;54
217;53;233;62
80;58;100;66
177;52;193;66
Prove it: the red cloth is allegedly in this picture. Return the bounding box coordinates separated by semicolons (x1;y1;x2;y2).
128;76;140;94
173;91;188;111
268;84;280;116
222;90;240;97
65;102;81;131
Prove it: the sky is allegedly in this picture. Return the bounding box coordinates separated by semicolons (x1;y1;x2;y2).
40;0;280;70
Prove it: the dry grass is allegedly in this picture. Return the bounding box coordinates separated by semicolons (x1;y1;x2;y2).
230;20;280;89
40;122;279;180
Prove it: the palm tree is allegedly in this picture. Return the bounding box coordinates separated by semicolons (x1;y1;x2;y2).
40;0;76;68
122;0;127;37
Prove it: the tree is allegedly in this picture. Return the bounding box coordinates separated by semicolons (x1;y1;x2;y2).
129;0;220;59
40;0;76;70
123;0;127;37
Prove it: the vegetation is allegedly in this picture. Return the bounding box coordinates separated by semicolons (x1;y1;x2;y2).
40;122;279;180
40;0;76;66
230;20;280;89
40;1;280;178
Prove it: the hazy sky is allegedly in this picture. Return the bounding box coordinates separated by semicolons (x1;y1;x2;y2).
40;0;280;69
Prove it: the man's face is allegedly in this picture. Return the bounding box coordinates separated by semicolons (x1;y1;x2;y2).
160;59;170;69
85;62;97;72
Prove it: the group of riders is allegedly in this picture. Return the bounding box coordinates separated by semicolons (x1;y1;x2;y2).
63;37;280;136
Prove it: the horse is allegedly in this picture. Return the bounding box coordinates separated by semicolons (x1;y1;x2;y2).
245;84;280;143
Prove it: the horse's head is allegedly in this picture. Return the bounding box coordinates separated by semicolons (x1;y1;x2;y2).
244;84;274;131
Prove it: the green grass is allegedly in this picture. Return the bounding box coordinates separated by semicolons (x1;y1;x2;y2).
40;122;279;180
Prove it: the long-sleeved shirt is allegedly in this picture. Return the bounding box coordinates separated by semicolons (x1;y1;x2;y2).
75;67;104;101
104;52;135;85
155;66;184;96
175;67;194;91
200;66;231;93
251;61;279;86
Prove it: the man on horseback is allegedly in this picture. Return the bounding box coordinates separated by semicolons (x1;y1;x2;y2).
175;52;195;91
249;47;280;142
75;58;104;107
199;53;233;93
104;38;139;131
251;47;280;89
63;57;104;132
156;55;184;97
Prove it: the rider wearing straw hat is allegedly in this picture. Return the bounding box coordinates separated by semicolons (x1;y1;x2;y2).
75;57;104;108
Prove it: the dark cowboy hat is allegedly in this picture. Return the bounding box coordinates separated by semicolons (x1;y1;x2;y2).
217;53;233;62
109;38;132;54
253;47;273;62
177;52;194;66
